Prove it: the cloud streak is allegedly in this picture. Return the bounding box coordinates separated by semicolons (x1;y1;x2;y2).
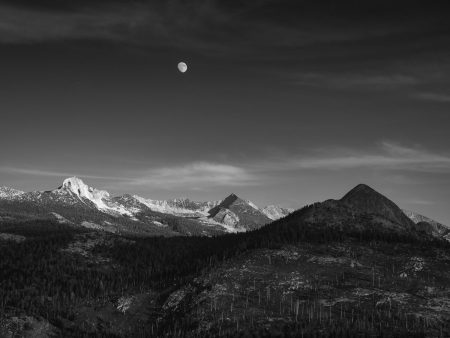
0;4;151;43
2;1;449;56
416;92;450;103
0;166;123;181
2;143;449;191
126;143;450;190
292;72;419;90
0;162;258;191
276;142;450;173
127;162;258;190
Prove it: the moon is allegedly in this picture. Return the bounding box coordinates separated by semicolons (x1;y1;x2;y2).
178;62;188;73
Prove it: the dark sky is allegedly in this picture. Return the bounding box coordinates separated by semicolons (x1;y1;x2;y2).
1;0;450;223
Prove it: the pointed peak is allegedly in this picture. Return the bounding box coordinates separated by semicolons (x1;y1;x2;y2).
208;194;241;216
341;184;380;201
61;177;91;195
218;194;260;210
341;183;414;228
62;176;87;188
221;193;240;205
59;176;109;199
349;183;376;193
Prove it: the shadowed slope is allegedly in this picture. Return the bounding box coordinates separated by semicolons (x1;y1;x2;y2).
341;184;415;228
208;193;271;231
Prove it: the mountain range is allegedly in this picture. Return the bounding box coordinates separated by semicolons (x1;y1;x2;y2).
0;177;447;241
0;177;293;236
1;178;450;337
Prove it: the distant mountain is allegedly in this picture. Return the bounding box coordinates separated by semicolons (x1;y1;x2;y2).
54;177;135;216
0;177;291;236
0;177;219;236
403;209;450;239
0;187;24;199
120;194;290;232
133;196;220;217
261;205;293;220
208;193;272;231
6;178;437;241
111;194;148;215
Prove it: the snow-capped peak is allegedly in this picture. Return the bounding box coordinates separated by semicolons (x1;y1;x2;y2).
61;177;109;199
56;177;115;211
58;177;136;216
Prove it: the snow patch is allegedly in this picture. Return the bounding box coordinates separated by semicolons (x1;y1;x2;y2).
197;216;244;233
81;221;103;230
81;221;117;233
51;212;72;224
117;296;135;314
262;205;293;220
247;200;260;211
0;186;25;199
133;195;220;216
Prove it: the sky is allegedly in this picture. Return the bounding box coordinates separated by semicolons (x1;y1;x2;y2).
0;0;450;224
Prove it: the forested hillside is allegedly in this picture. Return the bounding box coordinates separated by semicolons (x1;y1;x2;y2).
1;200;449;336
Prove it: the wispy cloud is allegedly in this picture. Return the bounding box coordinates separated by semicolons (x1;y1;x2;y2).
128;162;258;190
0;167;122;181
2;143;449;191
0;162;257;191
2;1;448;59
273;142;450;173
0;2;257;55
0;4;152;43
404;199;434;206
127;142;450;190
292;72;418;90
416;92;450;103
